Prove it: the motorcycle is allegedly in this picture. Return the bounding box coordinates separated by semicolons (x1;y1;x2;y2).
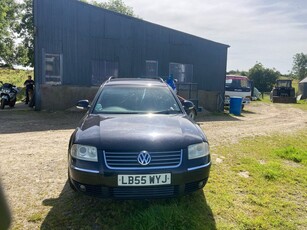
0;81;19;109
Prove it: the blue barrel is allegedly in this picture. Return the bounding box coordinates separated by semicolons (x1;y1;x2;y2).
229;96;243;115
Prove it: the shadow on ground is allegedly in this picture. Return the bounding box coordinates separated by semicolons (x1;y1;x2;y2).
196;111;240;122
41;182;216;230
0;107;85;134
1;103;256;134
196;108;257;123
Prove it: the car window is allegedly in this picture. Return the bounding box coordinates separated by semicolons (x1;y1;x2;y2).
93;85;181;114
277;81;291;88
226;79;250;88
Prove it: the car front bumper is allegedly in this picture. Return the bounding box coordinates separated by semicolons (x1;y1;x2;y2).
69;161;211;199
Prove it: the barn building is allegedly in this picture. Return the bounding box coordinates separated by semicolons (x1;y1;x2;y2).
33;0;229;111
298;77;307;100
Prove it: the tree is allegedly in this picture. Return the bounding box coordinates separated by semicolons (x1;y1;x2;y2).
292;53;307;81
14;0;136;68
0;0;16;44
91;0;136;17
227;70;248;76
15;0;33;67
11;0;136;68
248;63;280;92
0;0;19;67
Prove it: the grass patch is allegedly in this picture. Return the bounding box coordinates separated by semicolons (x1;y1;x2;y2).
0;67;33;87
211;130;307;229
259;93;271;103
253;92;307;111
40;191;216;230
36;131;307;229
27;213;44;223
262;165;282;181
274;146;307;165
294;99;307;111
122;195;215;230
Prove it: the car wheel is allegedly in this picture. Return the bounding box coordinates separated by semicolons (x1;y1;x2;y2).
188;109;196;120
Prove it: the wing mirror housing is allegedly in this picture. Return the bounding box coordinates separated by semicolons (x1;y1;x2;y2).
76;100;90;110
182;100;194;112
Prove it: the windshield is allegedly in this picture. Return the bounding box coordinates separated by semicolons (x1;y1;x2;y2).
225;78;250;89
93;85;181;114
276;80;291;88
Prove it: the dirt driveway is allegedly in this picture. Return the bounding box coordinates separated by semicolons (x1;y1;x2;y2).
0;102;306;229
198;102;307;147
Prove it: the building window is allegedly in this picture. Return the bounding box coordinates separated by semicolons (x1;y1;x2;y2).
44;53;62;85
145;60;158;77
169;62;193;83
92;60;119;85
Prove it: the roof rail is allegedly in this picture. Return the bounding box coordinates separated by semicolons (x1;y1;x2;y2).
141;77;164;83
108;76;117;81
104;76;117;84
153;77;164;83
106;77;165;83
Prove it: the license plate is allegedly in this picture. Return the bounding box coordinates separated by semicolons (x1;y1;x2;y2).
118;173;171;186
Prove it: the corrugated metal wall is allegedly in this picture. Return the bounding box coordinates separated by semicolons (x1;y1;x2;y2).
34;0;228;109
298;78;307;99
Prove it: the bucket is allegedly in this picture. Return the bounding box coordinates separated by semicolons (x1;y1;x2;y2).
229;96;243;115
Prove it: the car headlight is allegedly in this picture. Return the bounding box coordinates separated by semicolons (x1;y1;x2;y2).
188;142;210;160
70;144;98;162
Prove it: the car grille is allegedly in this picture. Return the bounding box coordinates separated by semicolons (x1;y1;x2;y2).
104;150;182;169
112;186;179;199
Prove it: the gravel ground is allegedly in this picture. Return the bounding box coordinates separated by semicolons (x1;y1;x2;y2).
0;102;306;229
198;103;307;146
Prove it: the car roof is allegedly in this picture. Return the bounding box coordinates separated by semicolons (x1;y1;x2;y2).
103;77;167;87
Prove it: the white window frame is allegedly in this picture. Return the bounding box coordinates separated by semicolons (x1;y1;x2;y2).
43;52;63;85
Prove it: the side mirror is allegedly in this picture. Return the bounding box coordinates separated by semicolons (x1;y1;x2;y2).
76;100;90;110
182;100;194;112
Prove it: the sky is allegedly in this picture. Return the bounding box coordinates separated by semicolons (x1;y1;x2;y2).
97;0;307;74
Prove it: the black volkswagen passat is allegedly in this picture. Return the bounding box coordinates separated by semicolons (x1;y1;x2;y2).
68;77;211;199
